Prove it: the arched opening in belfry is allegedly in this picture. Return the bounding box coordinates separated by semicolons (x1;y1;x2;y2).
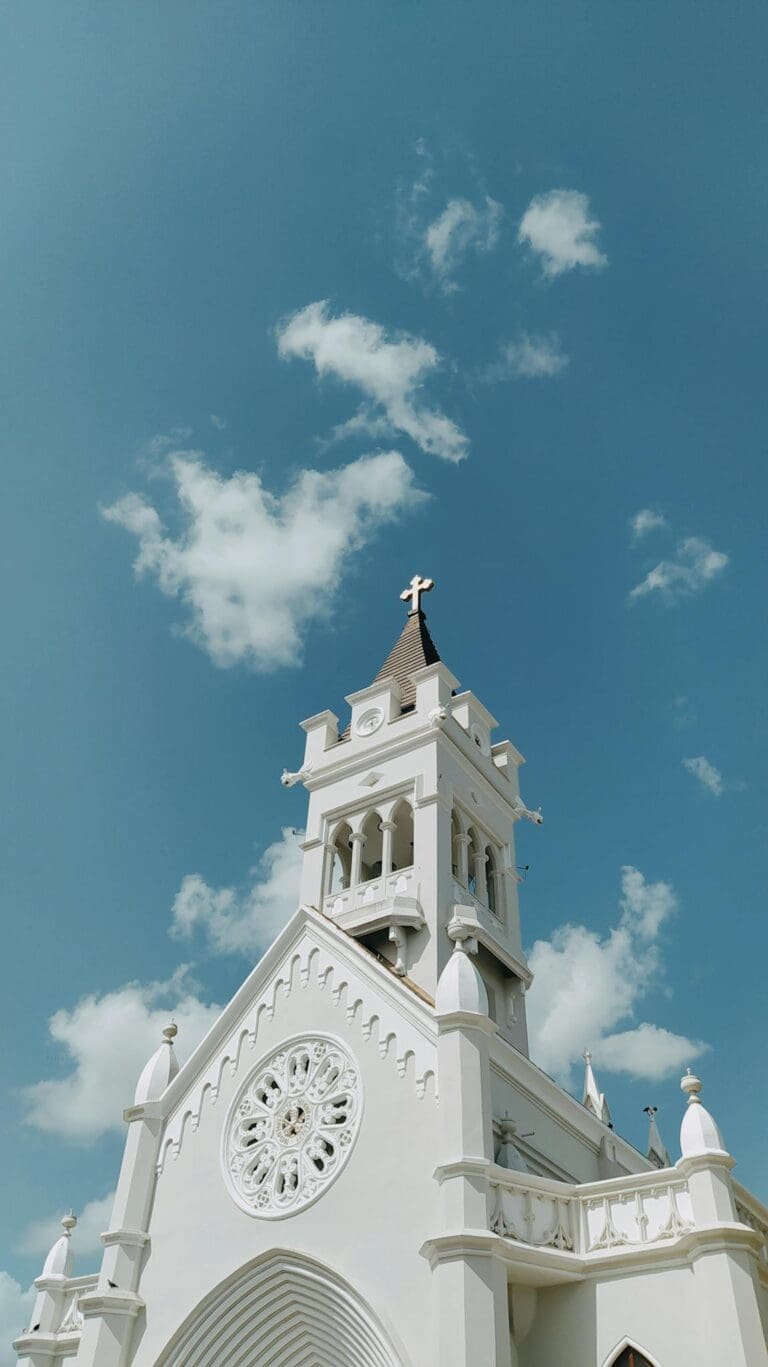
156;1249;405;1367
329;821;353;893
466;827;480;897
485;844;501;918
360;810;383;883
451;810;461;880
390;799;414;873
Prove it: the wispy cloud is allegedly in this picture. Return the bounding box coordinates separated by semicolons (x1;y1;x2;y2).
277;301;468;462
209;413;227;431
672;695;697;729
103;446;425;670
527;866;707;1084
629;536;729;604
424;196;502;293
171;827;303;956
682;755;724;797
21;968;220;1142
485;332;569;381
630;507;667;542
518;188;608;279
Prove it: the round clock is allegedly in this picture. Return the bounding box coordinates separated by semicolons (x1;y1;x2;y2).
355;707;384;737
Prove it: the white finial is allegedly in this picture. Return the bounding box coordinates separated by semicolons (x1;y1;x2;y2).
681;1068;702;1104
41;1212;77;1277
679;1069;727;1158
134;1023;180;1104
400;574;434;615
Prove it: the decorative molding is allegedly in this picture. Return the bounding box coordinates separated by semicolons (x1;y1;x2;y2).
222;1034;362;1220
157;910;436;1173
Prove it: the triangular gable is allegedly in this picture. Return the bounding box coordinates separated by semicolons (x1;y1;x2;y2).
152;905;437;1173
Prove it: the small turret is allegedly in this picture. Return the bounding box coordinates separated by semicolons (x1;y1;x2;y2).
582;1049;612;1127
435;920;489;1017
133;1023;179;1104
644;1105;671;1168
41;1212;77;1279
680;1069;727;1157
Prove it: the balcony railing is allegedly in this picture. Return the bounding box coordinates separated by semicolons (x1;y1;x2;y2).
489;1167;695;1257
325;866;417;918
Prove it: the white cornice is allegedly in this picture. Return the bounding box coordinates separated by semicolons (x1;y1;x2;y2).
156;906;438;1172
488;1035;653;1173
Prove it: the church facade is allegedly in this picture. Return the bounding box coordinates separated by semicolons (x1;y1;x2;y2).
15;579;768;1366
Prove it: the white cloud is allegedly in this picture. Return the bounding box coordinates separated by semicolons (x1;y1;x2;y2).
424;196;502;291
630;507;667;541
21;969;220;1142
629;536;729;604
518;189;608;278
682;755;724;797
209;413;227;430
0;1273;34;1366
103;447;425;670
16;1191;115;1260
171;827;303;956
526;866;707;1084
276;301;468;463
489;333;569;380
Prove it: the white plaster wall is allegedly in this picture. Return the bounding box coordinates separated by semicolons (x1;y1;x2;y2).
131;978;439;1367
520;1264;700;1367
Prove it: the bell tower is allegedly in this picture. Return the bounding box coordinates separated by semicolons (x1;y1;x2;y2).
288;577;541;1053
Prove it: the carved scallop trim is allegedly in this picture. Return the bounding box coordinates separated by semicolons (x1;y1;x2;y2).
157;938;436;1173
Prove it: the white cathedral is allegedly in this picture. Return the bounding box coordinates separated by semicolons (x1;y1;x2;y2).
15;577;768;1367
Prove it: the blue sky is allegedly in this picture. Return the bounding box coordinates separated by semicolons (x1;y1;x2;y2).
2;0;767;1342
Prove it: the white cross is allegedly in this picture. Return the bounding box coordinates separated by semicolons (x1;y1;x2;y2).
400;574;434;614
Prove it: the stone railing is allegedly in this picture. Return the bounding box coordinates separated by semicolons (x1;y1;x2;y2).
489;1167;695;1257
734;1181;768;1265
324;866;417;918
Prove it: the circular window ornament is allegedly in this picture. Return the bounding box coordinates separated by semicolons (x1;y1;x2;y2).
223;1036;363;1219
355;707;384;738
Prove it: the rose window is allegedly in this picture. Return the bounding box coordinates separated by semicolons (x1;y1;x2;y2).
223;1036;362;1218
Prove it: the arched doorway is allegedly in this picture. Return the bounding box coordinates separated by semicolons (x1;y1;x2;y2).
156;1249;407;1367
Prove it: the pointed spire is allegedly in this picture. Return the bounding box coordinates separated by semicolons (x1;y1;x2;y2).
644;1105;671;1168
680;1069;727;1158
134;1022;180;1105
372;611;441;714
582;1049;613;1127
41;1212;77;1278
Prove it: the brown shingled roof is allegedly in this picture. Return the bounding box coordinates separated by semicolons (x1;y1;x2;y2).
371;609;441;712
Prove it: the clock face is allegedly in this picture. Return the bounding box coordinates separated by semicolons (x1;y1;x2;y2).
355;707;384;738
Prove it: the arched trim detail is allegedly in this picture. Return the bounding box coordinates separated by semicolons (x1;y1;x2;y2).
155;1248;409;1367
601;1338;662;1367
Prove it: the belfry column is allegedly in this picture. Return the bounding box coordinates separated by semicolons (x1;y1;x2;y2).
76;1026;180;1367
426;923;512;1367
